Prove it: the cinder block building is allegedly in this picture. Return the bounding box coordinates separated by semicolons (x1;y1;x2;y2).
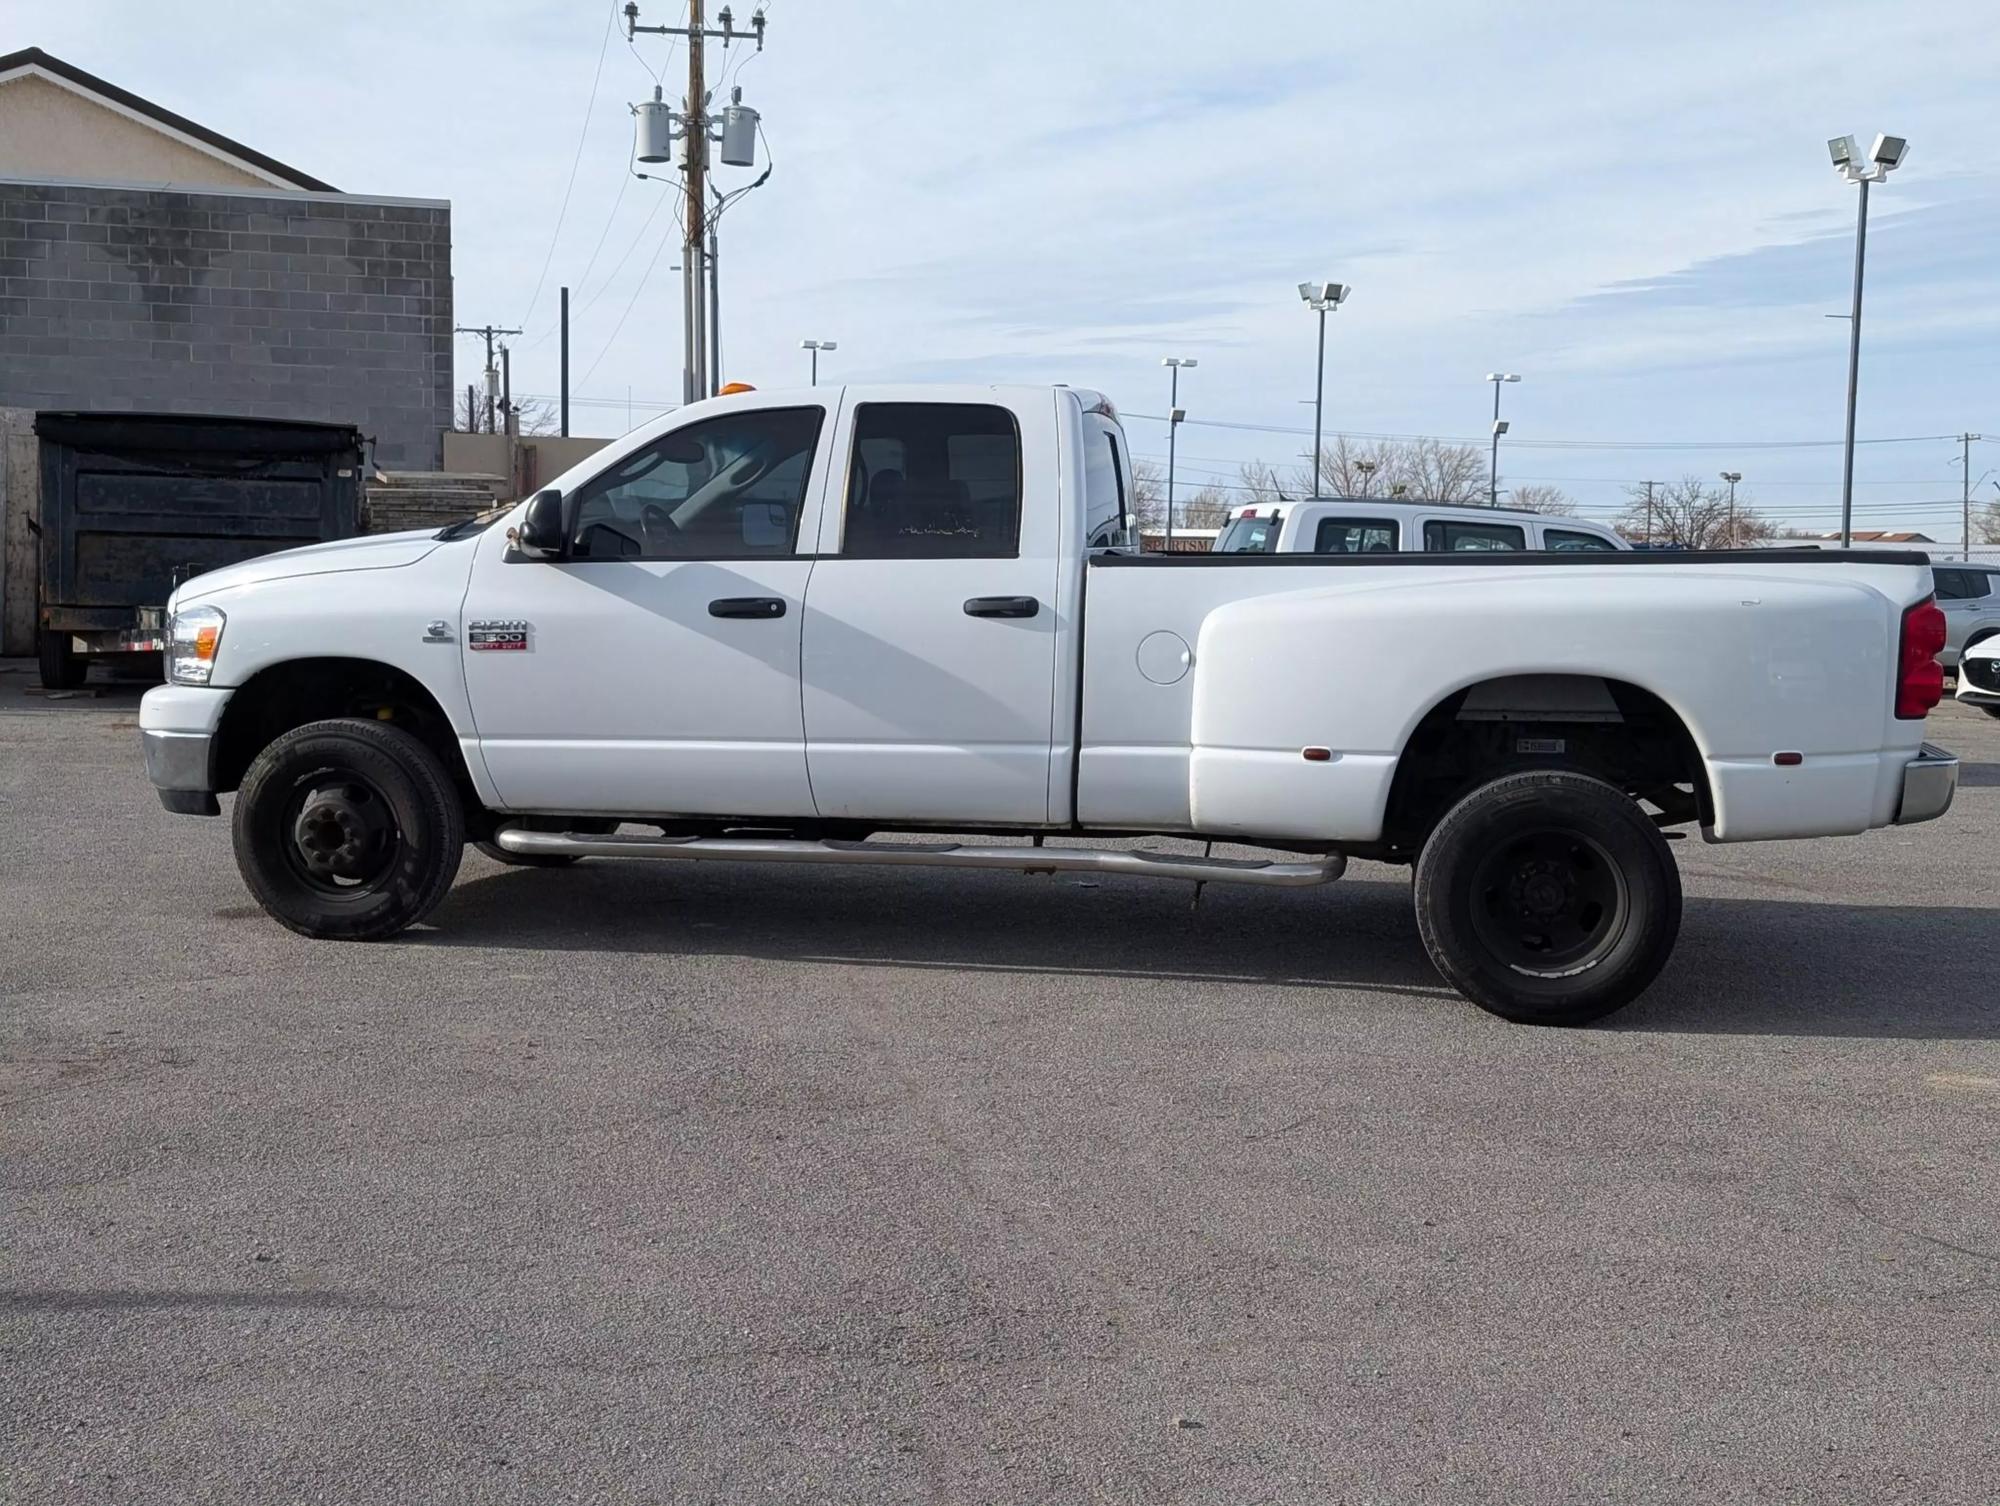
0;47;453;652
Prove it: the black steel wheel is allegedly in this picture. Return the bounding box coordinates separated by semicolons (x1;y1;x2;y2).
1414;769;1681;1026
232;718;464;940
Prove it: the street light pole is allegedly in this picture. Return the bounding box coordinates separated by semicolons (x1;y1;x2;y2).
1720;471;1741;548
1162;357;1197;545
1298;282;1349;499
1839;174;1868;549
1828;132;1908;548
1485;373;1520;506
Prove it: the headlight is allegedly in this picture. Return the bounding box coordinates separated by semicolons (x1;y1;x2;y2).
168;605;226;685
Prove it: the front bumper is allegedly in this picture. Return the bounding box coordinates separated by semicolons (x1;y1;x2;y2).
1894;743;1957;826
139;684;233;816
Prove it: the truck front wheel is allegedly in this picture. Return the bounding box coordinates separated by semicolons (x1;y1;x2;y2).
37;630;86;690
232;718;465;940
1413;769;1681;1026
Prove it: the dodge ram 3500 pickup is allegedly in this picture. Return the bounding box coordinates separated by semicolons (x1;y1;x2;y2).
140;385;1959;1025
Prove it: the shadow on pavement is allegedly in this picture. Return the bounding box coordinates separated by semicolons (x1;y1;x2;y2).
417;860;2000;1041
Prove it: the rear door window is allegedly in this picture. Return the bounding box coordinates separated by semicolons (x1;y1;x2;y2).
1082;417;1136;551
1215;514;1282;553
1313;517;1399;553
843;403;1022;558
1423;519;1525;551
1933;569;1975;600
1543;527;1618;552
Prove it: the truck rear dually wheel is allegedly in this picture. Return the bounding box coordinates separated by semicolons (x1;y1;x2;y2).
1413;769;1681;1026
232;718;464;940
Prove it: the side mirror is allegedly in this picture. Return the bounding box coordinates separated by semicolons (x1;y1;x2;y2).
513;489;566;558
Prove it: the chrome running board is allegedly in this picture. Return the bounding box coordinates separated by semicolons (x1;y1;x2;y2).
490;829;1347;887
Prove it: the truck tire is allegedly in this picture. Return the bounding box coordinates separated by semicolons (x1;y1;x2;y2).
232;718;464;941
37;630;86;690
1412;769;1681;1026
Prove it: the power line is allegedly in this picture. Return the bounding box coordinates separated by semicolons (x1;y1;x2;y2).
1123;412;1967;452
580;202;682;384
1133;454;1974;493
521;1;619;332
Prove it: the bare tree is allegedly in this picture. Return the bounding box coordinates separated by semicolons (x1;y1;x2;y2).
1300;435;1488;504
1505;483;1577;516
1615;475;1774;549
1180;485;1233;530
1978;496;2000;545
1130;457;1166;530
513;396;562;437
1236;459;1291;507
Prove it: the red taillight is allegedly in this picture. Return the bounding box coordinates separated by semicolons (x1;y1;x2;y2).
1895;596;1946;719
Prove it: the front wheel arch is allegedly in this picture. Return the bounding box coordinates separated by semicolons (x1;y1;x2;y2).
212;658;473;798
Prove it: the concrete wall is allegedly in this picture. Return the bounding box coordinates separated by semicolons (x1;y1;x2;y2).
0;73;273;190
0;177;452;471
442;431;610;499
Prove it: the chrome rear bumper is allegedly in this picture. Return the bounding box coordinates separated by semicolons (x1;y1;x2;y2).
1894;743;1957;826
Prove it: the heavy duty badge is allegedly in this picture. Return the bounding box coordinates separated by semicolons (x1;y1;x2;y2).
468;621;530;652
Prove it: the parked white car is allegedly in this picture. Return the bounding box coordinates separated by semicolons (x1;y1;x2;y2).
1213;498;1629;555
141;384;1957;1026
1957;636;2000;718
1933;563;2000;668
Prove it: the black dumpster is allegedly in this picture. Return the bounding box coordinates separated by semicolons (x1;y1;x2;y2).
33;413;363;687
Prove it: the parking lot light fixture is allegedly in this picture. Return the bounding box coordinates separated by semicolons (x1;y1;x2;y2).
1299;283;1349;498
799;338;837;385
1720;471;1742;547
1829;132;1908;547
1486;373;1520;506
1161;357;1197;543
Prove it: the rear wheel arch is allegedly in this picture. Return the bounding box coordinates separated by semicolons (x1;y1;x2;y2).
1381;673;1712;856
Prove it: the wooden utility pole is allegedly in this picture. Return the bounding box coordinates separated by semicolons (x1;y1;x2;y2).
454;323;521;434
685;0;707;402
1962;433;1982;562
625;1;766;403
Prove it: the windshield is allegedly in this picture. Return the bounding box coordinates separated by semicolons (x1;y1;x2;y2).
1215;514;1282;553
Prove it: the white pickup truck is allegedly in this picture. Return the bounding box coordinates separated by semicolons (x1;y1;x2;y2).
140;384;1958;1025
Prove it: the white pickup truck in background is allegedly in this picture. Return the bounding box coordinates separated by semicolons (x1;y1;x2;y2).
1213;497;1630;555
140;384;1958;1025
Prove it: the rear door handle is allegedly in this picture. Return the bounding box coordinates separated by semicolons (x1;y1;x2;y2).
708;596;786;619
963;595;1039;619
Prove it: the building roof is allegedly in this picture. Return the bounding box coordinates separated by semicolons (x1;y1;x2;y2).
0;46;337;192
1819;530;1937;544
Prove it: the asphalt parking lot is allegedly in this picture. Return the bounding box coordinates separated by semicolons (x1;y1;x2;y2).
3;665;1996;1505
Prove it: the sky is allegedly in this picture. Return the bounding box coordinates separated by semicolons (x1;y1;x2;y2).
16;0;2000;539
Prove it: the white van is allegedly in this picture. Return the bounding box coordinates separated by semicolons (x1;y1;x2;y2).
1213;498;1629;555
